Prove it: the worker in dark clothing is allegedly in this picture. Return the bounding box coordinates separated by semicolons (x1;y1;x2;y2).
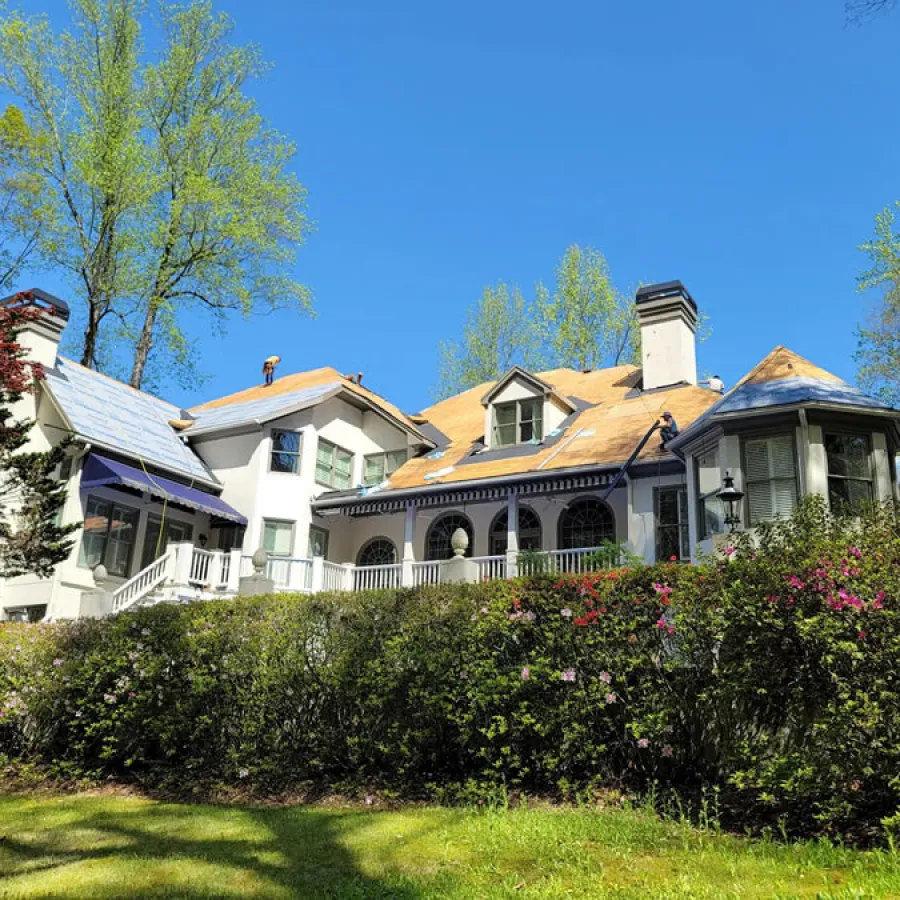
262;355;280;386
659;411;679;445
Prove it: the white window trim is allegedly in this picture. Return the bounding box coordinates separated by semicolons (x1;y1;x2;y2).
492;398;544;448
262;518;296;558
315;438;355;490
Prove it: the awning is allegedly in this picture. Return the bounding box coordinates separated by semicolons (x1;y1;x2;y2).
80;454;247;525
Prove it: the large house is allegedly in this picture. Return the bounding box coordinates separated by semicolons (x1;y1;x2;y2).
3;282;898;621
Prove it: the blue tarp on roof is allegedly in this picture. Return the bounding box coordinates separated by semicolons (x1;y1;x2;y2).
44;358;215;483
81;454;247;524
189;383;341;433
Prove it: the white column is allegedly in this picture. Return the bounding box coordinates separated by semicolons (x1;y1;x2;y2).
207;551;224;590
684;460;699;563
806;424;829;501
505;492;519;578
401;502;416;587
341;563;355;592
172;541;194;586
872;432;892;502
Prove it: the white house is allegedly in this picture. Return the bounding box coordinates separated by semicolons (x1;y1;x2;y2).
2;281;898;621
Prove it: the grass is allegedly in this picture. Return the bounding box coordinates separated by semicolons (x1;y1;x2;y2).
0;793;898;898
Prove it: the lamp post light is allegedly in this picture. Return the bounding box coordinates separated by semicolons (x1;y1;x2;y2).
716;471;744;533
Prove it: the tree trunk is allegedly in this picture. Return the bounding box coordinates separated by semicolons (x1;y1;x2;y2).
80;304;99;369
129;302;158;389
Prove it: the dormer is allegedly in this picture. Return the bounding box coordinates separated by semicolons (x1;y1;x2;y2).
481;367;575;450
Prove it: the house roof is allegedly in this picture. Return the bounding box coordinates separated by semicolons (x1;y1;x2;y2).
375;364;720;492
670;346;899;449
189;367;433;443
42;359;217;485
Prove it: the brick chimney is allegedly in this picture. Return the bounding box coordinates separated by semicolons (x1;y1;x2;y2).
635;281;698;391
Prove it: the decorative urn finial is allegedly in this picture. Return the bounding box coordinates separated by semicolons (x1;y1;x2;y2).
450;527;469;558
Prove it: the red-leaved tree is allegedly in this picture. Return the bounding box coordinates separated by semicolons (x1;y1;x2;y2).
0;295;76;577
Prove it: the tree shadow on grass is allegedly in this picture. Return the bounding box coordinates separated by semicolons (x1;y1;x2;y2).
0;797;431;898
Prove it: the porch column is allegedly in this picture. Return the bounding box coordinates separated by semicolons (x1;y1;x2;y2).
401;502;416;587
207;551;224;591
684;462;699;563
171;541;194;588
505;492;519;578
225;549;242;593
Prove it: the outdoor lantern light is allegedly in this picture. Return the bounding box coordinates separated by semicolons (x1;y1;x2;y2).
716;471;744;533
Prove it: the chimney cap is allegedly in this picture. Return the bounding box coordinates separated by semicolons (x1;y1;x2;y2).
635;280;697;313
0;287;70;322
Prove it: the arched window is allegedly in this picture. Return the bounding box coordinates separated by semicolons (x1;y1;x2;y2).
357;537;397;567
489;507;542;556
425;513;473;561
558;497;615;549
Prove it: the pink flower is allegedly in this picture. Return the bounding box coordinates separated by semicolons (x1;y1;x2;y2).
523;610;535;622
605;692;616;704
521;667;530;680
666;625;676;636
766;595;779;604
560;608;572;617
599;671;612;684
656;617;667;630
858;630;867;641
52;658;63;667
787;575;805;590
723;546;734;556
662;744;673;758
849;546;862;559
653;583;673;596
637;738;649;749
560;668;576;682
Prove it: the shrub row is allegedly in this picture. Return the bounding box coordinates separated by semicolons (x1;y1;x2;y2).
2;498;900;837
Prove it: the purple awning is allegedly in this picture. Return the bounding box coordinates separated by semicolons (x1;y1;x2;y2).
80;454;247;525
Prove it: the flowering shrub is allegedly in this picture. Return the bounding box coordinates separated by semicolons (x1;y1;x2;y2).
1;497;900;837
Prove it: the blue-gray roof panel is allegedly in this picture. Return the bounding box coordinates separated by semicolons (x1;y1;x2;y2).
189;383;341;432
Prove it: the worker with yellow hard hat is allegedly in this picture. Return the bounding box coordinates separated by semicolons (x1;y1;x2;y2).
262;355;281;386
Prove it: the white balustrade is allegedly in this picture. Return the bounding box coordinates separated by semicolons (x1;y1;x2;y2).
470;555;507;582
544;546;615;575
352;563;402;592
112;549;174;613
412;561;440;586
189;548;214;585
322;561;347;592
219;552;231;588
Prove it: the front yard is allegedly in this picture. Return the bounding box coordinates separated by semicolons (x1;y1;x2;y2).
0;793;898;898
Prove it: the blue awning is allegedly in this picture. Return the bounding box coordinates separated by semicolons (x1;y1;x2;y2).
80;454;247;525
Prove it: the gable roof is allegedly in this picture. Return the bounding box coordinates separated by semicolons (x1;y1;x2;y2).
367;364;719;493
42;359;217;486
479;366;574;411
189;366;434;443
670;346;899;449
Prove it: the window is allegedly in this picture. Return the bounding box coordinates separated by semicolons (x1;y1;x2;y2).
316;438;354;489
4;605;47;623
363;448;408;486
270;429;302;474
357;537;397;566
825;433;873;512
262;519;295;557
694;446;723;539
141;515;194;570
656;487;689;561
78;495;140;577
744;434;798;525
308;525;329;558
558;497;615;549
492;399;544;447
425;513;474;561
212;523;245;552
489;507;542;555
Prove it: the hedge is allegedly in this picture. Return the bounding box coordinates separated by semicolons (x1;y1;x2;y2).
2;497;900;838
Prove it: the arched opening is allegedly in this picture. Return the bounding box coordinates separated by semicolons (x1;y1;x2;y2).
356;536;398;567
489;506;542;556
425;512;474;561
557;497;615;549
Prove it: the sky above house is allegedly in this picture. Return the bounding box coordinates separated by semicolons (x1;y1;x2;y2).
5;0;900;414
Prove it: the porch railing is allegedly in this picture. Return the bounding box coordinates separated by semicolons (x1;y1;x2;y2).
471;555;507;582
322;561;346;593
189;548;213;586
353;563;402;592
412;561;440;586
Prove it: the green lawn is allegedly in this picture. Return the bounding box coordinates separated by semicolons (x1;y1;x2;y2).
0;794;898;898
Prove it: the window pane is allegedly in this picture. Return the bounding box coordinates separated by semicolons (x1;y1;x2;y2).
495;423;516;446
315;440;333;485
658;489;680;526
308;526;329;558
271;430;300;473
745;435;797;525
695;448;720;496
264;521;293;556
386;449;408;474
79;496;112;569
105;505;139;577
334;449;353;490
825;433;870;479
495;404;516;426
364;454;385;485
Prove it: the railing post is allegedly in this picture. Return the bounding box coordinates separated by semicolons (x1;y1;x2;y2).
310;555;325;593
287;558;308;592
401;502;416;588
207;551;224;591
342;563;355;592
226;549;242;593
172;542;193;587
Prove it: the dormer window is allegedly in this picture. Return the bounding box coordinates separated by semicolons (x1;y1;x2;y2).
493;399;544;447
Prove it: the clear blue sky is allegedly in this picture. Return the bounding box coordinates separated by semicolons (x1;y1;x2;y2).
7;0;900;413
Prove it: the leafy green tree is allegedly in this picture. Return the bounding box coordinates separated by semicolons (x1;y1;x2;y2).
535;244;638;371
0;0;311;390
856;203;900;403
435;283;542;399
0;297;77;577
0;107;40;289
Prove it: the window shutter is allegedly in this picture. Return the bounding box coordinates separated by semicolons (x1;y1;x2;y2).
746;435;797;524
745;439;774;523
334;449;353;490
315;441;333;483
365;455;384;484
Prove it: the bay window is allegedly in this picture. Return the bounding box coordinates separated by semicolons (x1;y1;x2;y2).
825;432;873;511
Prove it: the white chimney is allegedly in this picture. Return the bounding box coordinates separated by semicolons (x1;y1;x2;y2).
635;281;698;391
2;288;69;369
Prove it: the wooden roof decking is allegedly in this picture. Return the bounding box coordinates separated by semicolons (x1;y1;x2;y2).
385;365;720;490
